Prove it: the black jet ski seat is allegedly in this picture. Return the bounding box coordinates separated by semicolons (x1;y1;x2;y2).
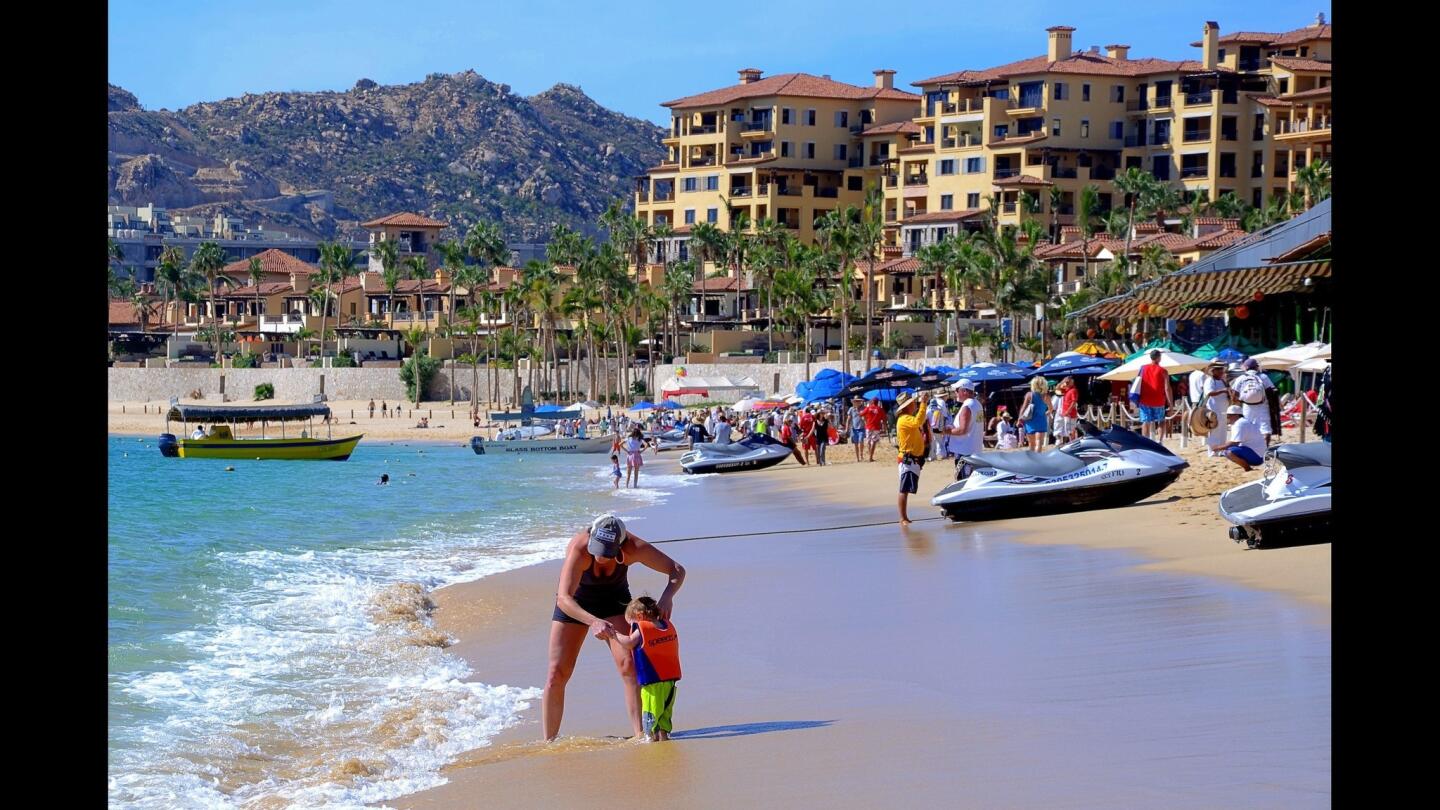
1274;442;1331;468
962;448;1090;478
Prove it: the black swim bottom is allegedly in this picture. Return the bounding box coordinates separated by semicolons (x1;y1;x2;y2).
552;587;632;625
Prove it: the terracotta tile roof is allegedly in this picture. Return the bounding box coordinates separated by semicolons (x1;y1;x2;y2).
993;174;1053;187
1181;229;1248;251
387;279;451;294
1133;222;1163;234
109;300;160;326
860;121;922;136
1193;217;1241;227
663;73;919;109
899;209;984;225
1270;24;1331;45
1269;57;1332;73
221;281;294;298
692;276;749;292
871;256;922;274
361;212;449;229
1189;31;1279;46
1283;86;1332;100
913;51;1222;86
220;248;317;279
989;133;1049;150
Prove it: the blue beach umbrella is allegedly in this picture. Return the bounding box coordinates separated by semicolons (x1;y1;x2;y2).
863;387;907;402
657;399;683;410
1028;355;1119;377
954;362;1029;383
630;400;656;411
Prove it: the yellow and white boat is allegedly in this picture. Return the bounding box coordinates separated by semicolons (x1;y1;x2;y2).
159;403;362;461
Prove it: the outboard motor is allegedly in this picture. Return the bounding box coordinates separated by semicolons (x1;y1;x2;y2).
470;436;486;455
157;433;179;458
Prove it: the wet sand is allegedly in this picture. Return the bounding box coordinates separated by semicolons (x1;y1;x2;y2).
392;440;1330;808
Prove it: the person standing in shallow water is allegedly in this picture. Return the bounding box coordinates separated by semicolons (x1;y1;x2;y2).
544;514;685;741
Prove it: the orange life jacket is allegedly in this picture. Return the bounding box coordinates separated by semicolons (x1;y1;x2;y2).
633;620;682;685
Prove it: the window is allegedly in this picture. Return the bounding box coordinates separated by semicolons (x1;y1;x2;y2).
834;110;848;128
805;142;815;159
939;159;957;175
1018;81;1043;108
1251;150;1264;178
834;144;847;160
781;141;791;157
1080;120;1089;138
964;156;985;173
1051;118;1061;136
782;108;792;125
1274;151;1289;178
1220;116;1238;141
1112;85;1125;103
1082;83;1091;102
1253;113;1265;140
1252;188;1262;208
705;175;719;191
707;208;718;223
684;209;696;224
1151;155;1170;181
1277;78;1289;94
993;123;1009;140
1017;116;1044;135
806;109;816;126
1053;82;1068;101
1110;121;1123;139
683;177;698;192
1218;48;1227;61
1299;46;1308;57
1180;154;1208;179
940;194;954;211
847;175;863;191
966;192;980;209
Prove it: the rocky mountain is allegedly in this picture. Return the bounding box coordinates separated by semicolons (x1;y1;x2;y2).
107;72;665;242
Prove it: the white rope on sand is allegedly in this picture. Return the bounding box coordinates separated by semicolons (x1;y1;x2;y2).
651;516;948;545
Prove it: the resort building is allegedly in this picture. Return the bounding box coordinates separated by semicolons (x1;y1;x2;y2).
892;16;1331;252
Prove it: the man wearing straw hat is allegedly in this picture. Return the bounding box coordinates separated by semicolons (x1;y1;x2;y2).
894;391;931;525
1216;405;1268;471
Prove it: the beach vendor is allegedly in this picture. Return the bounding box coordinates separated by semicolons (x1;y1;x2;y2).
1199;360;1232;456
612;596;682;742
544;514;685;742
895;392;930;526
1216;405;1267;471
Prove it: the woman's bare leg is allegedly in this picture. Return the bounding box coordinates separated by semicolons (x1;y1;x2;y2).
601;613;643;737
542;620;587;741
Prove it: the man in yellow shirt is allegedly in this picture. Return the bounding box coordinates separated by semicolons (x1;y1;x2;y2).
894;392;931;525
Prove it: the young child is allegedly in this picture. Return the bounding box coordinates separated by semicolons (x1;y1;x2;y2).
613;596;681;741
609;453;622;489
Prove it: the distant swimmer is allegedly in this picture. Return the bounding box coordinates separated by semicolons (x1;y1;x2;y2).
544;514;686;742
377;473;390;485
612;596;682;742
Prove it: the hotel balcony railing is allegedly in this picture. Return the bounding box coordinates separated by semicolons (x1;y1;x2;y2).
848;156;863;167
1218;167;1238;178
1151;135;1172;148
941;137;957;148
777;186;802;196
1239;59;1262;71
885;211;898;222
870;155;891;166
849;124;865;134
1182;130;1211;143
815;187;839;198
1001;202;1018;213
1153;96;1173;108
1220;130;1239;141
1051;166;1078;179
1276;116;1332;134
1183;91;1213;106
1051;280;1082;294
939;102;958;114
905;173;929;186
1125;99;1150;112
993;167;1020;179
653;190;675;201
742;121;772;132
690;156;718;167
884;174;899;188
1011;96;1044;110
691;124;719;134
1089;166;1116;180
730;186;753;198
1180;166;1209;179
1124;134;1144;147
635;192;649;203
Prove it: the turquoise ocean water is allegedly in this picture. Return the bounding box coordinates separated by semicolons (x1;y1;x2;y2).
107;435;701;808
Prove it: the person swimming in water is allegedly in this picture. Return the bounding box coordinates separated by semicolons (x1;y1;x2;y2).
377;473;389;485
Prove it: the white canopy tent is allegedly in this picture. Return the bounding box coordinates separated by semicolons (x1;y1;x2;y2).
1249;342;1330;370
660;376;763;403
1098;351;1211;381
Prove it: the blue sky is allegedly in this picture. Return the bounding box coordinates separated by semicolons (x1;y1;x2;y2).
110;1;1331;126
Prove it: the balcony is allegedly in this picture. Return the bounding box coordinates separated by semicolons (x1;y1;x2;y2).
1180;165;1209;179
1001;202;1018;214
1010;96;1044;112
889;293;918;308
1182;129;1211;143
1153;96;1173;109
815;187;839;198
690;155;718;167
884;210;898;223
1275;115;1332;138
741;121;773;136
1051;280;1082;295
904;173;929;186
1050;166;1078;179
653;189;675;202
1125;99;1150;113
941;137;957;149
691;124;719;135
635;191;649;203
1183;91;1213;106
1150;135;1172;148
1124;134;1144;147
993;167;1020;179
884;173;899;188
730;186;753;198
1220;129;1238;142
777;186;802;196
1089;166;1116;180
848;156;864;167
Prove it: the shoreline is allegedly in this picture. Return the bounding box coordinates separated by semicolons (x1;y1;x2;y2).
390;433;1328;808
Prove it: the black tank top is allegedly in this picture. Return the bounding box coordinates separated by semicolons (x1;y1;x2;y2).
578;551;628;591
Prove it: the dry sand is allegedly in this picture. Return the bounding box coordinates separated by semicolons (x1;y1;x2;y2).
389;430;1330;809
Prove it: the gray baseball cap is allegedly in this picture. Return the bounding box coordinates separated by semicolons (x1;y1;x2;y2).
587;514;627;558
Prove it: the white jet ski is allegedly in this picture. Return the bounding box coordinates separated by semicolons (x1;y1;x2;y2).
679;433;792;474
650;428;691;451
932;421;1188;521
1218;442;1331;549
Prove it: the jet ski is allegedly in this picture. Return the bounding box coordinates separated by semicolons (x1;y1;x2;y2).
932;420;1188;521
1218;442;1331;549
650;428;691;451
679;433;791;474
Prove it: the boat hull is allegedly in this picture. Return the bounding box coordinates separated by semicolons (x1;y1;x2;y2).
161;433;363;460
935;468;1184;522
471;435;615;455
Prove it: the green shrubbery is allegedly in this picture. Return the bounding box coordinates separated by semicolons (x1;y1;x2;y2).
231;353;260;368
399;353;440;401
254;383;275;400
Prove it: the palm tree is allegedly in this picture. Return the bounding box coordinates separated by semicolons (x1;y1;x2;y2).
246;257;266;330
1295;159;1331;208
1213;191;1249;221
816;207;862;377
404;255;431;334
689;221;727;328
372;238;401;327
914;241;952;347
1077;184;1101;291
154;246;188;330
1112;167;1157;260
403;326;429;407
309;242;344;358
108;239;129;300
856;185;885;371
329;243;359;326
1047;185;1065;243
663;259;695;358
189;241;228;357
